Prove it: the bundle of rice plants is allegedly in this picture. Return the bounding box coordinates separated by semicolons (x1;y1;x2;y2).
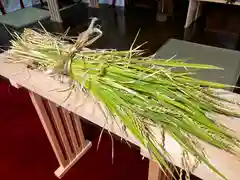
6;18;240;179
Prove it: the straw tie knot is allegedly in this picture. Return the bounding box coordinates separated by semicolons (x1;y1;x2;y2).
63;17;103;76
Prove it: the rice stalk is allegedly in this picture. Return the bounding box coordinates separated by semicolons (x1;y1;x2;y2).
6;19;240;180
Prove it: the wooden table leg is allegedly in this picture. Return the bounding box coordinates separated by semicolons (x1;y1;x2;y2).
185;0;202;28
29;91;91;179
46;0;62;23
148;161;173;180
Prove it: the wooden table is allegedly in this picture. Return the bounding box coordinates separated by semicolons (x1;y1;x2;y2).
185;0;240;28
1;39;240;180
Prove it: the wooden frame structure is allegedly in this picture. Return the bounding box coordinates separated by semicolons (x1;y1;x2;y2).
185;0;240;28
29;92;91;178
10;79;92;179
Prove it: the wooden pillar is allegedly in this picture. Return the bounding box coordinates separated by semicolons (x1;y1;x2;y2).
148;161;173;180
46;0;62;23
89;0;99;8
29;92;91;179
185;0;202;28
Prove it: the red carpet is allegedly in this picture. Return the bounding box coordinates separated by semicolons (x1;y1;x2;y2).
0;79;148;180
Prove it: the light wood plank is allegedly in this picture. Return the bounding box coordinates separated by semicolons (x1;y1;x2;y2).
9;79;21;89
61;108;80;153
148;161;173;180
29;92;67;167
72;114;86;150
54;140;92;179
47;101;74;161
148;161;162;180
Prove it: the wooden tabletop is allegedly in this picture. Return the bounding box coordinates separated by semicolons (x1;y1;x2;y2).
1;52;240;180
